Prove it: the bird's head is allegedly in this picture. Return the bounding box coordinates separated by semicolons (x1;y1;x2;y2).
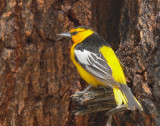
58;26;96;44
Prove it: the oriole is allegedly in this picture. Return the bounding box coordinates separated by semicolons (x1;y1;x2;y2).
59;26;143;111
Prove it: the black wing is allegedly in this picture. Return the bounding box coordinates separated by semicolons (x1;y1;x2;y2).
74;48;120;88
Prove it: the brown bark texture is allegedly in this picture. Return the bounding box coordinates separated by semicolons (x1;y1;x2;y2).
0;0;159;126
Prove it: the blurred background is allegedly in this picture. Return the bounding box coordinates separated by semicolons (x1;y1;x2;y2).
0;0;159;125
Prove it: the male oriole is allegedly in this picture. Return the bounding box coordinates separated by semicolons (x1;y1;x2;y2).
59;26;143;111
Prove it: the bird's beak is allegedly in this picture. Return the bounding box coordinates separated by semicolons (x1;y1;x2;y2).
58;32;71;37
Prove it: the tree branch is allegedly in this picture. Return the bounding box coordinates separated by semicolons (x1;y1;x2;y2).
71;87;128;115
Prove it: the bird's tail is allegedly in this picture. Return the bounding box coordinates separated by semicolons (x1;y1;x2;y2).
113;85;143;111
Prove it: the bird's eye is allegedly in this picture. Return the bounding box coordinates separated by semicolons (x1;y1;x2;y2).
71;31;78;35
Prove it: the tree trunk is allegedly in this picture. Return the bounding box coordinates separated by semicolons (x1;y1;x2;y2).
0;0;159;126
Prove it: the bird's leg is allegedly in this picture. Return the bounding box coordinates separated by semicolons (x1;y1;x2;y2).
103;87;108;92
83;85;92;92
75;85;92;94
98;86;108;92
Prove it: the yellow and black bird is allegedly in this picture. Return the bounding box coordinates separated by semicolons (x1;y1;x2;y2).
59;26;143;111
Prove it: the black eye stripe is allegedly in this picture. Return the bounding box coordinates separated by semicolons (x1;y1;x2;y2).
71;31;78;35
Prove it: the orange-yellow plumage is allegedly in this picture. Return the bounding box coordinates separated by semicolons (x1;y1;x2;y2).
70;28;94;44
60;26;143;111
70;42;105;87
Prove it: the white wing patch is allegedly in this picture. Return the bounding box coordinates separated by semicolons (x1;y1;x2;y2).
74;49;92;65
74;48;119;87
74;49;109;75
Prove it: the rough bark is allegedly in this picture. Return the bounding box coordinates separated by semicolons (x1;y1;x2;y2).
0;0;159;126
